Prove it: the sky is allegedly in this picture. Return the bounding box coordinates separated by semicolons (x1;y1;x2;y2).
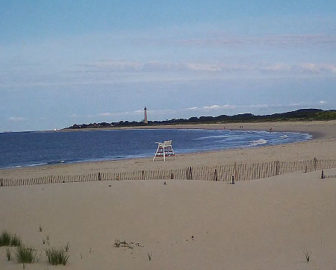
0;0;336;131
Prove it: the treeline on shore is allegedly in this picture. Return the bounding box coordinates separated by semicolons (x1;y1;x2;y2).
65;109;336;130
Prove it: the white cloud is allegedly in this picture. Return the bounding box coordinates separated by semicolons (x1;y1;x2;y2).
2;60;335;90
179;34;336;48
84;60;336;77
9;116;25;122
203;105;222;110
186;106;199;111
319;100;327;104
297;63;336;74
186;63;222;72
185;104;237;113
98;112;114;117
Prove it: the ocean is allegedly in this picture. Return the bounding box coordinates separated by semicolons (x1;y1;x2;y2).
0;128;312;169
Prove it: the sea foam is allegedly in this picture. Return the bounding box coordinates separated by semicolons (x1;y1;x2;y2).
249;139;268;146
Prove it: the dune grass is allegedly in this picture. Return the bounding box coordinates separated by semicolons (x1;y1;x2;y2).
0;231;11;246
10;235;22;246
16;246;37;264
45;248;69;265
64;242;70;252
147;252;152;261
0;231;21;247
304;249;311;263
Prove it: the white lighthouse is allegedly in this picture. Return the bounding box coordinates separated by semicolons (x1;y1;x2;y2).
144;107;148;124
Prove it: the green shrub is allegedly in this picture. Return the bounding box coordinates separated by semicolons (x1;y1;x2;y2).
46;248;69;265
0;231;21;247
16;246;37;263
10;235;21;246
0;231;11;246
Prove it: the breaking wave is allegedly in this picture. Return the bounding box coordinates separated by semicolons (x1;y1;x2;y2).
249;139;268;147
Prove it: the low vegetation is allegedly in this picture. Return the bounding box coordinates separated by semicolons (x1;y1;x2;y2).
66;109;336;130
0;231;21;247
45;247;69;265
0;232;11;246
1;230;70;266
10;235;22;247
16;246;37;264
304;249;311;263
147;252;152;261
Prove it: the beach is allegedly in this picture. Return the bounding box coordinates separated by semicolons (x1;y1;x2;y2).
1;120;336;269
0;120;335;180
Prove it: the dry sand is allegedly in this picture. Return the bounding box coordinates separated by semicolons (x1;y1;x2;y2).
0;120;336;269
1;170;336;270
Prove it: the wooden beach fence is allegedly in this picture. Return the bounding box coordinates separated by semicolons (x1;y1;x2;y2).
1;158;336;187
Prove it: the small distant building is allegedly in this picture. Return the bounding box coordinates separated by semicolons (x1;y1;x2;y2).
144;107;148;124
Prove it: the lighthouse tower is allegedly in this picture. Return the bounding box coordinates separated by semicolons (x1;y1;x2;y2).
144;107;148;124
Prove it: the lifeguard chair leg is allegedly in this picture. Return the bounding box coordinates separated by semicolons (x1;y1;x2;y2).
153;145;160;161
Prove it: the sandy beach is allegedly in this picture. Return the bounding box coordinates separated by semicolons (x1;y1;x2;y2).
1;120;336;269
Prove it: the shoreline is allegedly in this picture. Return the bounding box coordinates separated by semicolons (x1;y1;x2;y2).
61;120;330;137
1;120;335;179
0;127;312;171
0;129;312;171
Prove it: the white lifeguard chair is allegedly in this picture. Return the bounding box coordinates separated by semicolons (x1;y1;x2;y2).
153;140;175;161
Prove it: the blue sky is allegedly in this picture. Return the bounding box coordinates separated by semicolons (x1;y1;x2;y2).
1;0;336;131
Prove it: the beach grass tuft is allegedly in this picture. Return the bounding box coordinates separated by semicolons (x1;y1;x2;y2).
147;252;152;261
304;249;311;263
10;235;22;246
0;231;11;246
64;242;70;252
45;248;69;265
0;231;22;247
16;246;37;264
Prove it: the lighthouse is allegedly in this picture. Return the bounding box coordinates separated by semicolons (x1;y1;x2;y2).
144;107;148;124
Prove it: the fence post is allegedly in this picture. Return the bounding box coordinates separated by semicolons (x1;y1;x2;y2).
314;157;318;170
186;167;193;180
171;173;174;179
231;175;235;184
98;172;101;181
321;170;325;179
234;162;237;181
275;161;280;175
214;169;218;181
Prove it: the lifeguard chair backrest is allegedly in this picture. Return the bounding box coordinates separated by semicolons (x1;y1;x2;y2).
163;140;172;146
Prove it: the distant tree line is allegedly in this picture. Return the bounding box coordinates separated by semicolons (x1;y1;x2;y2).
65;109;336;130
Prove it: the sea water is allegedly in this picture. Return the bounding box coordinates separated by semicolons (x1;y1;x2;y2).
0;129;312;169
